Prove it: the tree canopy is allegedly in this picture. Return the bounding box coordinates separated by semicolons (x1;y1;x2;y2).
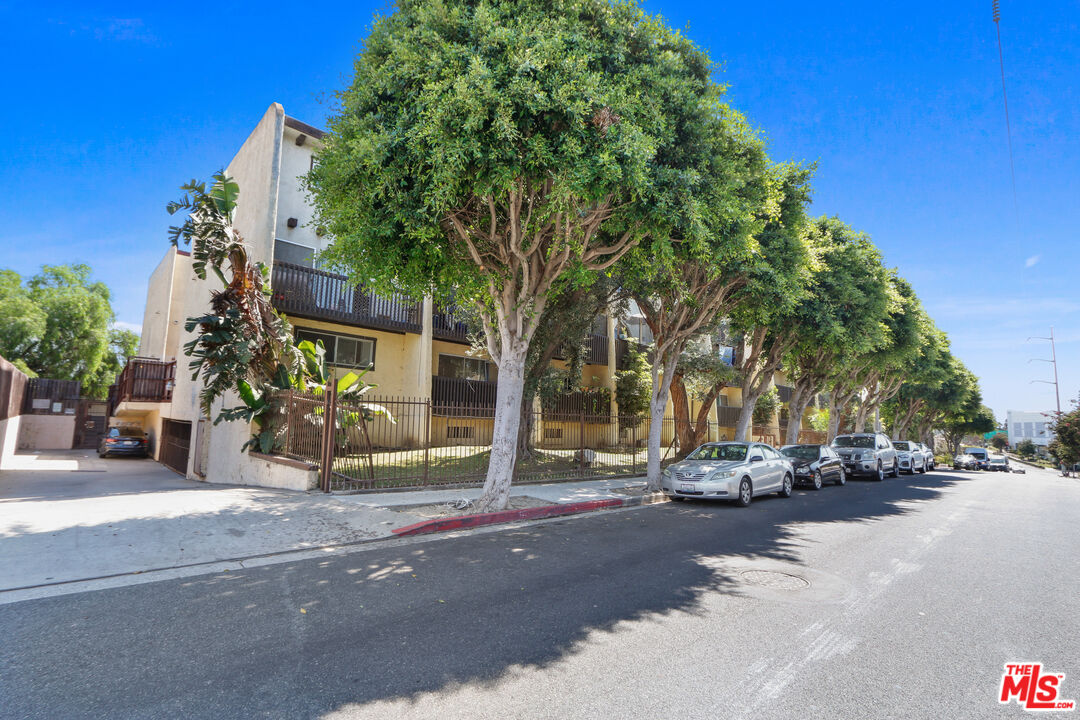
0;264;121;398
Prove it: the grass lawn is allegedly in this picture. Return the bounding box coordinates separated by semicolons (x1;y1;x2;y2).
331;444;653;489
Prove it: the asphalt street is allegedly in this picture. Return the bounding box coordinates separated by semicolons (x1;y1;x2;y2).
2;464;1077;719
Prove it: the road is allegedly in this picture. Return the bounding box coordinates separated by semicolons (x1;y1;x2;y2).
2;464;1077;719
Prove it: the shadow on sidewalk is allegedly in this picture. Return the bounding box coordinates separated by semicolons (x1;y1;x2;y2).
1;471;975;718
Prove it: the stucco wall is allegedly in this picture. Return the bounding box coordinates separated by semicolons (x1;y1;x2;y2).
293;318;427;398
0;415;21;469
138;249;177;359
275;127;324;254
201;403;315;491
170;103;284;426
17;415;75;450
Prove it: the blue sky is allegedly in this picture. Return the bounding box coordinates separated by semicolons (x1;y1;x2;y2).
0;1;1077;420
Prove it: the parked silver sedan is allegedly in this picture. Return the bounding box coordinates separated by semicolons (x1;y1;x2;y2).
661;442;794;507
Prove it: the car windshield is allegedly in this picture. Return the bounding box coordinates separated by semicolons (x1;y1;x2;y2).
833;436;874;449
893;442;910;451
687;444;748;462
781;446;820;460
109;428;144;438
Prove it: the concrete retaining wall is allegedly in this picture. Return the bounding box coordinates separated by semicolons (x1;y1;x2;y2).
17;415;76;451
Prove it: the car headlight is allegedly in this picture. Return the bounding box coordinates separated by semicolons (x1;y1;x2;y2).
662;468;672;478
713;470;738;479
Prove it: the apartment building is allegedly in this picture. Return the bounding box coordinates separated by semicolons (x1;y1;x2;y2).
1006;409;1055;451
113;103;795;490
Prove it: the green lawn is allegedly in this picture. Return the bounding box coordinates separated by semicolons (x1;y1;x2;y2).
331;444;652;489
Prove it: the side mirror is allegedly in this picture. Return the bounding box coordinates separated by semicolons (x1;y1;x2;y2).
750;455;763;463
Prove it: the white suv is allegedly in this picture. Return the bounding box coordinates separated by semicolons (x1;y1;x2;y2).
831;433;898;481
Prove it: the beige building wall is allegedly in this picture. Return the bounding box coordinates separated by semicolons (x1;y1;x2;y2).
17;415;75;450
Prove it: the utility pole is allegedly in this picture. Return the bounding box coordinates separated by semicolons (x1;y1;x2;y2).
1027;327;1062;416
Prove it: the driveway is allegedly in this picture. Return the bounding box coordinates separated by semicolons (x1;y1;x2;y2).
0;451;423;592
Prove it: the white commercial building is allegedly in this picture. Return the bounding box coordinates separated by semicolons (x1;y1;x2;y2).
1006;410;1055;448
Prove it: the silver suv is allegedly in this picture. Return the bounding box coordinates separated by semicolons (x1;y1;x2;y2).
831;433;898;481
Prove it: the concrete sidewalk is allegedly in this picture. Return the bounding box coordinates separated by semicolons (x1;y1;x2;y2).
1;450;648;593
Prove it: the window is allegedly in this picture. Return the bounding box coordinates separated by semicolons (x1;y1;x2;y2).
438;354;491;382
274;239;316;268
295;329;375;370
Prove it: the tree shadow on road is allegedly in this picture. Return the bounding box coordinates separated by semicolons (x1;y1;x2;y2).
1;472;974;718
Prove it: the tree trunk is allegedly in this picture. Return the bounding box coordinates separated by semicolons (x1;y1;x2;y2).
516;394;536;461
646;351;678;491
828;393;845;442
734;389;761;442
475;345;528;512
669;374;696;460
854;399;871;433
785;388;813;445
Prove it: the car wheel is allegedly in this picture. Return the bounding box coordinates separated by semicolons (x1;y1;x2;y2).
836;467;846;486
890;460;900;478
811;470;823;490
876;462;884;482
918;460;927;474
736;477;753;507
778;473;794;498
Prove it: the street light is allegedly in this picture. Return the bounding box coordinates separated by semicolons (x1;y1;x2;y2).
1026;327;1062;416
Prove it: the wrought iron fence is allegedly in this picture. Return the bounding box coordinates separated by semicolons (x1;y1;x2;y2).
266;388;805;493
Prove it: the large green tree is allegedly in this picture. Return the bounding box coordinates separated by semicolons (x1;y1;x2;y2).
83;328;141;400
780;218;894;444
309;0;744;508
1048;396;1080;471
0;264;114;396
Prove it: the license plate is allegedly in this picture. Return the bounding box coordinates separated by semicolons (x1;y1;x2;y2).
680;483;696;492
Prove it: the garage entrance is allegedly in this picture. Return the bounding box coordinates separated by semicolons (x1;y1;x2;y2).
160;419;192;475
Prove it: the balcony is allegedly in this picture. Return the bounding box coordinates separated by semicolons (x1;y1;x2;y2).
542;388;611;420
431;375;498;417
271;261;422;334
110;358;175;415
432;304;471;343
585;334;609;365
716;404;742;427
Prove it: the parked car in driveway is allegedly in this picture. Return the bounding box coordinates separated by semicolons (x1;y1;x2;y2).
98;426;151;458
661;442;794;507
780;444;846;489
832;433;898;481
988;457;1010;472
953;453;977;470
893;441;929;474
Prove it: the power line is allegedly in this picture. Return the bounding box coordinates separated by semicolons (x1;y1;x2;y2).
992;0;1021;226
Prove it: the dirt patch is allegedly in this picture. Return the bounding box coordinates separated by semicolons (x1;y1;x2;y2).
389;495;555;519
608;485;652;496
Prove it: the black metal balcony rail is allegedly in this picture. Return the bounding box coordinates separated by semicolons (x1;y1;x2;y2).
585;334;609;365
431;375;499;416
542;388;612;417
432;304;472;343
271;261;422;334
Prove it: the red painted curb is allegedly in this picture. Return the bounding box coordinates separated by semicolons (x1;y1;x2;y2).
392;497;625;537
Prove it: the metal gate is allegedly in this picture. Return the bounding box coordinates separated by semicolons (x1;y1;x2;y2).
160;419;192;475
73;399;108;449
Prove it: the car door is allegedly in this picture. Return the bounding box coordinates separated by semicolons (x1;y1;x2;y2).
747;445;768;493
878;435;895;468
821;447;838;481
764;445;784;490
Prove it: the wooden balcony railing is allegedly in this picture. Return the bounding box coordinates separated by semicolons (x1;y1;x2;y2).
432;305;471;343
271;261;422;334
114;358;175;407
431;375;498;417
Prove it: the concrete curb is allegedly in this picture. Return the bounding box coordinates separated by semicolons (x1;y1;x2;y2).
392;492;669;537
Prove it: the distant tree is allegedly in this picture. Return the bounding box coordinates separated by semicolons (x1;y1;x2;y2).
1048;396;1080;471
0;265;114;396
1015;439;1037;458
83;328;141;399
752;387;780;426
989;434;1009;451
669;336;735;456
942;403;996;456
615;342;652;429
